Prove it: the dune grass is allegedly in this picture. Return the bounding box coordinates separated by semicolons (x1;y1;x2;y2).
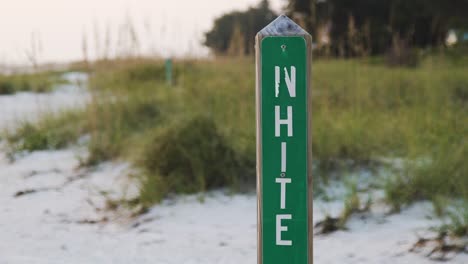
3;55;467;212
0;71;65;95
3;110;86;156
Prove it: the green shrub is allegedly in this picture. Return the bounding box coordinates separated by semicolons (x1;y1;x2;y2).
451;80;468;105
438;200;468;237
0;72;62;95
85;134;120;166
5;111;85;154
126;64;165;82
384;171;415;212
83;95;161;165
385;140;468;211
138;115;254;202
0;80;15;94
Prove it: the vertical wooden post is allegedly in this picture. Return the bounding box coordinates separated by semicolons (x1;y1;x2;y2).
256;15;313;264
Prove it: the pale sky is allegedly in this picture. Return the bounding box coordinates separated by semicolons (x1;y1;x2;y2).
0;0;284;65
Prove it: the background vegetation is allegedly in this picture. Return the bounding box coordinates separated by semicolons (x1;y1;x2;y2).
2;0;467;239
5;53;467;213
0;71;64;94
206;0;468;61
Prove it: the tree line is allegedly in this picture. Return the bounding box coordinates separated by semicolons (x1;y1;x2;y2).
205;0;468;57
204;0;275;56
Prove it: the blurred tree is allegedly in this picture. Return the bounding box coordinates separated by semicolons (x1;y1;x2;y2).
286;0;317;36
285;0;468;56
227;23;246;56
204;0;276;55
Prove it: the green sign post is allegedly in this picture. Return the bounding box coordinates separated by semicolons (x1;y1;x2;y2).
256;15;312;264
165;58;173;86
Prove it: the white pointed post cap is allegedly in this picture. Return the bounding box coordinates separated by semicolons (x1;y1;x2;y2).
257;14;310;37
